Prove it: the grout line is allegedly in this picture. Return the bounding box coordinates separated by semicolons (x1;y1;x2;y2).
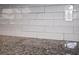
0;11;79;14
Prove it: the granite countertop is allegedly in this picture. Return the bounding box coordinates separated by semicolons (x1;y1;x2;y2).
0;35;79;55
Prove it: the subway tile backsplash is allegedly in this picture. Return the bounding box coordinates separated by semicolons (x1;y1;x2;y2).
0;4;79;41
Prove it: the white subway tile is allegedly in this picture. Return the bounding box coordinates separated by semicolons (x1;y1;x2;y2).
45;6;65;12
44;13;64;19
64;33;79;41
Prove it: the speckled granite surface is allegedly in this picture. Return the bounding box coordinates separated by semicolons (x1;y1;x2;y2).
0;35;79;55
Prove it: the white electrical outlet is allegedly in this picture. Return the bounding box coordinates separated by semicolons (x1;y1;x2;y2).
65;5;73;21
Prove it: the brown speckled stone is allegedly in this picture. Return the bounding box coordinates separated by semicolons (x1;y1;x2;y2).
0;35;79;55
